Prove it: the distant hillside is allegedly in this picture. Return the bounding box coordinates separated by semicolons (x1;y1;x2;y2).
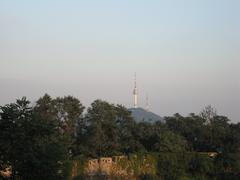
128;107;164;123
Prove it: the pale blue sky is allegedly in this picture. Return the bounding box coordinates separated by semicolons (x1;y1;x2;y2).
0;0;239;122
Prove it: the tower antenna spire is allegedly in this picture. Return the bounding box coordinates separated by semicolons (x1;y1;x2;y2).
133;73;138;108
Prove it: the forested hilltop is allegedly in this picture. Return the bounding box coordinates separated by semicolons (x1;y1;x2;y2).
0;94;239;180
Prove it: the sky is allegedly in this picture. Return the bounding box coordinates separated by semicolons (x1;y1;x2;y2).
0;0;239;122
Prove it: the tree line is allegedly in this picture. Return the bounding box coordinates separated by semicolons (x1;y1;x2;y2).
0;94;239;179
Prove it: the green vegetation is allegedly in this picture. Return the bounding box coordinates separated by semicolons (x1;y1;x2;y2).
0;95;240;179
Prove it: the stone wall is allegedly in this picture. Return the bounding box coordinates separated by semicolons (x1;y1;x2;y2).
84;155;156;178
86;156;128;176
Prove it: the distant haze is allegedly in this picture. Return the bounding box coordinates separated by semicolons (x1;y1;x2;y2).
0;0;239;122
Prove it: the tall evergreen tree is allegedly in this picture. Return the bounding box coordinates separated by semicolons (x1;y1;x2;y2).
0;97;67;179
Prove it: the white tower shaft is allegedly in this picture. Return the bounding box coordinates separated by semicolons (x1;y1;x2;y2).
133;73;138;108
146;94;149;111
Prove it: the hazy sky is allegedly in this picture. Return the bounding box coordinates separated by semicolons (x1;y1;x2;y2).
0;0;239;122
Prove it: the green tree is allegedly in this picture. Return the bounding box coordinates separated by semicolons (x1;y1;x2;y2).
116;105;140;154
214;122;240;179
153;131;188;153
132;118;188;154
84;100;120;157
157;152;188;180
0;97;67;179
0;97;32;179
34;94;85;157
189;153;215;180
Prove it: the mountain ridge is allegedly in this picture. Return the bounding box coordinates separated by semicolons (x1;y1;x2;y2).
128;107;164;123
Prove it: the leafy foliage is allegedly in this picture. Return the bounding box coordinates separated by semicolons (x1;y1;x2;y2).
0;97;67;179
0;96;239;179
